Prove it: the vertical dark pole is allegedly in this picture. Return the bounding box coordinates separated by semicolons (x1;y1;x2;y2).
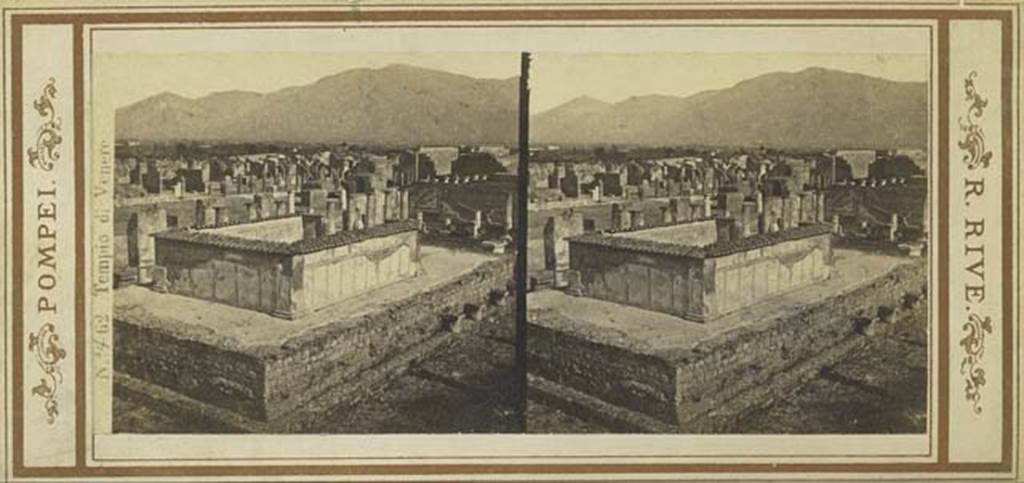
515;52;531;432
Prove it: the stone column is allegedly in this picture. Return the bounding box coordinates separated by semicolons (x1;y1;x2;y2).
416;211;425;230
374;190;387;226
325;200;338;235
213;206;228;225
287;191;296;215
346;204;359;231
473;210;483;238
302;214;325;239
703;196;713;218
366;190;378;228
245;202;258;221
338;186;348;212
401;190;411;220
194;200;207;227
611;203;624;230
889;213;899;242
621;209;632;231
382;191;395;222
741;201;758;238
504;193;514;231
668;198;681;223
129;207;167;285
630;209;645;229
253;194;267;220
816;191;826;223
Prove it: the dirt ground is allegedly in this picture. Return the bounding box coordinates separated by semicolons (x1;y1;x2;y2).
113;312;520;434
732;307;928;434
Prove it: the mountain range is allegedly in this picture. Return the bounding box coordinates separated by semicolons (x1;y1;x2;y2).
116;64;519;145
117;64;927;149
532;67;927;149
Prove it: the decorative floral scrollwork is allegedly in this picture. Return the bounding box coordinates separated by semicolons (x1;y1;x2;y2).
957;71;993;170
959;312;992;414
26;77;62;172
28;322;66;424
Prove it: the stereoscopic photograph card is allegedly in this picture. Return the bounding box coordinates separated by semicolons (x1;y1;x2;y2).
0;0;1021;481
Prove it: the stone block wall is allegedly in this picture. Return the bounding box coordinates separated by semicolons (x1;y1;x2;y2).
263;256;513;419
705;233;832;319
114;321;269;420
672;259;926;432
569;242;707;320
293;230;419;316
155;226;420;319
528;320;679;424
155;238;295;317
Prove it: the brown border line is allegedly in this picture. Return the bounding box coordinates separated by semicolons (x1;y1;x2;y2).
5;8;1020;24
72;20;86;470
936;16;949;466
9;12;23;477
1000;10;1014;470
5;6;1017;479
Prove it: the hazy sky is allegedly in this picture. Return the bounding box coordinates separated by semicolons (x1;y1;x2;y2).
95;25;930;112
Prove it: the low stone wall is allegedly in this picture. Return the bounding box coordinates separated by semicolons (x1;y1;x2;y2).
674;260;926;432
528;321;679;424
115;256;514;423
114;322;268;420
263;256;513;419
528;259;927;430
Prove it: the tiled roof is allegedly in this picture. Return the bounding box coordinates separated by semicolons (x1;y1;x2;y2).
569;223;831;260
601;216;715;235
154;229;293;255
568;232;704;258
290;219;418;254
154;219;419;256
701;223;831;257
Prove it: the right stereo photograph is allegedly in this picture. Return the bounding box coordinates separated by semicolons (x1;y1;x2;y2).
524;27;931;434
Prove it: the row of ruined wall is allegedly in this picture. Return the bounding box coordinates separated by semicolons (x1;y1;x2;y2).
528;259;926;430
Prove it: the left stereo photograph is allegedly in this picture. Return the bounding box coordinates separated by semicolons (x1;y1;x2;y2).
100;29;524;434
